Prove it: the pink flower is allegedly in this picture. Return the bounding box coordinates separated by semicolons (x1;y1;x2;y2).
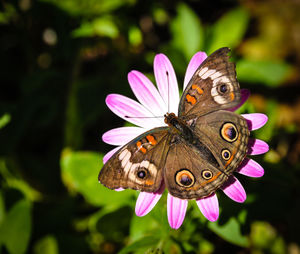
102;51;269;229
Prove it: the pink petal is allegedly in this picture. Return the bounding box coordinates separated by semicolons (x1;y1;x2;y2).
102;126;146;146
106;94;161;129
196;193;219;222
128;71;167;116
154;54;179;114
167;194;187;229
103;146;121;164
248;138;269;155
183;52;207;89
228;89;250;112
236;158;264;177
242;113;268;131
135;184;164;217
222;176;246;203
115;188;124;191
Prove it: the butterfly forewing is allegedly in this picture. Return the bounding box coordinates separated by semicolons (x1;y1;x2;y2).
178;47;241;117
99;127;170;192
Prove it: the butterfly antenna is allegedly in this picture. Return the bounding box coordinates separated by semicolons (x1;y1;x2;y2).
125;115;164;119
166;70;170;113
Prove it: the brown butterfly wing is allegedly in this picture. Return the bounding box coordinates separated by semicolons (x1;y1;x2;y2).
163;111;249;200
163;139;228;199
191;110;250;175
178;47;241;117
98;127;171;192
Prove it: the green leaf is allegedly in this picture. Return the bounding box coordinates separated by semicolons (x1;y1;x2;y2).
130;213;161;242
118;236;161;254
60;149;135;207
33;235;59;254
72;17;119;38
0;159;41;202
250;222;277;249
197;239;214;254
208;217;249;247
38;0;136;17
0;191;5;225
0;4;17;24
207;8;249;53
171;3;204;60
6;178;42;202
96;206;132;241
0;113;11;129
236;59;292;87
153;8;169;25
129;26;143;46
0;199;32;254
255;100;278;141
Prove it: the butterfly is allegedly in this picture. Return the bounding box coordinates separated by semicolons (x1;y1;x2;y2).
98;47;250;200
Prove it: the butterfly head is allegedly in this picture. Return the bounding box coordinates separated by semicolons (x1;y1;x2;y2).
164;112;177;127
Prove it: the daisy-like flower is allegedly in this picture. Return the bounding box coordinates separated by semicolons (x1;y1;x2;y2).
102;51;269;229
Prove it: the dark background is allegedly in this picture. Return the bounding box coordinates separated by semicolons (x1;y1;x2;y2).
1;0;300;253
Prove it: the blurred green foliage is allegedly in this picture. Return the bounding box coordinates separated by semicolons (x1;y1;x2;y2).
1;0;300;253
170;3;204;60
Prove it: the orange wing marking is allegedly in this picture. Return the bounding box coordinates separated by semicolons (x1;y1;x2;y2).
145;180;154;185
225;134;240;167
186;94;197;105
136;141;147;154
230;92;235;101
187;172;222;190
192;84;204;94
225;150;236;167
146;135;157;145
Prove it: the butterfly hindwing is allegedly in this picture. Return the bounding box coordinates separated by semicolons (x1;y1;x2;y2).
98;127;170;192
178;47;241;117
191;110;250;174
163;138;228;199
163;110;249;200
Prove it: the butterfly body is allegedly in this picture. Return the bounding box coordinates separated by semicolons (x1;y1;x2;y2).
99;47;250;200
164;113;194;142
